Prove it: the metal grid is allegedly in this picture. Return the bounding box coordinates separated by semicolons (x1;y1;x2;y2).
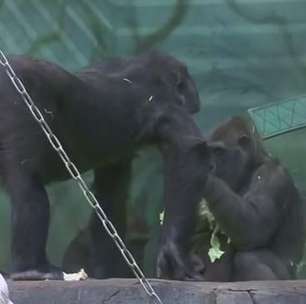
248;95;306;139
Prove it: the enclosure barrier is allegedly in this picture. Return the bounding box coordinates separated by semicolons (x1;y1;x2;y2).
8;279;306;304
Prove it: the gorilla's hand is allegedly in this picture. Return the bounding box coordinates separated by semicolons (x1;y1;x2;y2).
157;241;205;281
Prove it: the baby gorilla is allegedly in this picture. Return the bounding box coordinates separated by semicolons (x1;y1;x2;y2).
192;116;306;281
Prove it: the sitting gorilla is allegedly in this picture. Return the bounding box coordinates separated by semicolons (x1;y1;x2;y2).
0;51;209;280
190;116;306;281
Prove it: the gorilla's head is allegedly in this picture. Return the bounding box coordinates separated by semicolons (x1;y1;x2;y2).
131;51;201;114
208;116;267;190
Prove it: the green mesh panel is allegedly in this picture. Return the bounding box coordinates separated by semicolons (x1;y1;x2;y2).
248;96;306;139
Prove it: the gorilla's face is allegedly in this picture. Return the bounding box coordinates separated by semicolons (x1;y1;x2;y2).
208;117;257;191
208;138;251;190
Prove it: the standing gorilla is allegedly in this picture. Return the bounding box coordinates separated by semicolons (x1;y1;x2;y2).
189;116;305;281
0;51;209;280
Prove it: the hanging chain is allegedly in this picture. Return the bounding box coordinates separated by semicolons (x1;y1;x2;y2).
0;50;163;304
0;291;9;304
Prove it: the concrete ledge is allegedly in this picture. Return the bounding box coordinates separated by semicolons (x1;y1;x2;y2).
8;279;306;304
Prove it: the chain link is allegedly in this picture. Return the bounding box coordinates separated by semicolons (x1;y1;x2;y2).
0;49;163;304
0;291;9;304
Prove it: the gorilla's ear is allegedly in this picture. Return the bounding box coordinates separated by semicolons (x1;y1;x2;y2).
174;70;183;86
238;134;251;148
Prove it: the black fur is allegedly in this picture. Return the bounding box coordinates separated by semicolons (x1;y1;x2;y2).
194;116;306;281
0;51;207;280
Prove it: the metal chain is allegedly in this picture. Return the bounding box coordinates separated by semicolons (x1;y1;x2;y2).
0;50;163;304
0;291;9;304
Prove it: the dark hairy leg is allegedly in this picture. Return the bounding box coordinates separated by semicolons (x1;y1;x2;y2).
233;250;290;281
5;167;63;280
88;161;132;278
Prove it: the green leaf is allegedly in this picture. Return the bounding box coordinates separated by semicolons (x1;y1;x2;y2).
159;210;165;225
208;246;225;263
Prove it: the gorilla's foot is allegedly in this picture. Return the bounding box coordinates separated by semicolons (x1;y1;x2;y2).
10;264;64;281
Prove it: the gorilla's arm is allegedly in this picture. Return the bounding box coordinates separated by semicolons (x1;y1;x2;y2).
156;106;209;279
204;160;287;249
